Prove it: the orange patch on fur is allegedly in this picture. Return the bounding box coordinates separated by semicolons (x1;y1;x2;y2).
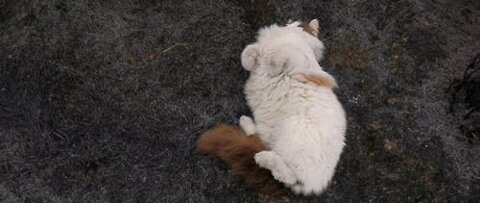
302;74;336;88
197;124;286;196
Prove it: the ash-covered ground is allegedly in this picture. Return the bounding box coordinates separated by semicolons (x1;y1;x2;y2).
1;0;479;202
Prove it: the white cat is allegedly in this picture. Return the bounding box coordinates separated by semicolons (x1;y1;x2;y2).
238;19;347;195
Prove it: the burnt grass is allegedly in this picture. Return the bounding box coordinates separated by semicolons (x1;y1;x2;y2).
0;0;479;202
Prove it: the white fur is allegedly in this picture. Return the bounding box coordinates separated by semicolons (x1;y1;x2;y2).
239;115;256;136
239;21;346;195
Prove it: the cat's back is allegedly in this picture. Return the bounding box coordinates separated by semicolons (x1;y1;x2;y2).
287;82;345;119
272;88;346;195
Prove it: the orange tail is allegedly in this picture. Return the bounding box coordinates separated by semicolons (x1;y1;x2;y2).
197;124;285;196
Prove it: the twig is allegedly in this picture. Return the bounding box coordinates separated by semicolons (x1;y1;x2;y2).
149;43;188;62
161;43;187;54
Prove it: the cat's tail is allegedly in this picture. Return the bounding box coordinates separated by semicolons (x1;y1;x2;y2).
197;124;285;196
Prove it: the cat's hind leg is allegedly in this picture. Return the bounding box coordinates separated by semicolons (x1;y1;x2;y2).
239;115;256;136
254;151;297;185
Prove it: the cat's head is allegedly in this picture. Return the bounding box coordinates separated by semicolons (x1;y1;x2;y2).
285;19;325;61
241;19;325;77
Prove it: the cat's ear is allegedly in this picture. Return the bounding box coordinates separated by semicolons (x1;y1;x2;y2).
309;19;319;30
308;19;319;36
241;44;259;71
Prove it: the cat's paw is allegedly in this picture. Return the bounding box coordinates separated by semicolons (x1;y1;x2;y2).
239;115;256;136
271;168;297;185
254;151;274;168
255;151;297;184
